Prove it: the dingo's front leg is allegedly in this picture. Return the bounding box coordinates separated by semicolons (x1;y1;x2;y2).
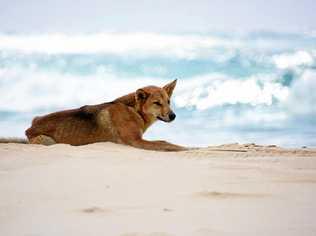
130;139;187;152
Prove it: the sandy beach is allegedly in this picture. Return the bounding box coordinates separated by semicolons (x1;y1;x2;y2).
1;142;316;236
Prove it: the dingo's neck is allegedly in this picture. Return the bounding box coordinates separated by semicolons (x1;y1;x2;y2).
113;92;156;132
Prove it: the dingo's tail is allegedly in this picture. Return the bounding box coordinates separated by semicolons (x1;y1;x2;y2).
0;137;28;144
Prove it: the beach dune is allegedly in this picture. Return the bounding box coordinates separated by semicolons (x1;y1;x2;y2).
0;142;316;236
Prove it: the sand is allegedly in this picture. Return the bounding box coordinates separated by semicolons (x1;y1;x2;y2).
1;142;316;236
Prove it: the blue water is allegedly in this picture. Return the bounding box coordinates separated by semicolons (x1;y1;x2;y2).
0;31;315;147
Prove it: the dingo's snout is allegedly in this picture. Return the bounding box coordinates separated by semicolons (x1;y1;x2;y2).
158;111;176;122
168;111;176;121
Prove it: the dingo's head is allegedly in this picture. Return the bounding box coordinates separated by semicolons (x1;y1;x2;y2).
135;79;177;123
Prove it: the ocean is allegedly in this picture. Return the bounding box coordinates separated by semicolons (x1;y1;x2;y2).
0;31;315;147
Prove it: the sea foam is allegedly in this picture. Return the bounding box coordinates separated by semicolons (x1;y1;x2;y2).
0;32;315;147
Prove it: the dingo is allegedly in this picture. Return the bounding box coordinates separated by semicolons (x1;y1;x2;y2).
25;80;186;151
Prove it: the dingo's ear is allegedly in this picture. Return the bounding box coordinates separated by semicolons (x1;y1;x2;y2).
136;89;148;102
163;79;177;97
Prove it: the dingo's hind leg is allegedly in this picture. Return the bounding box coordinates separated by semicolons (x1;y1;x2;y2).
29;135;56;145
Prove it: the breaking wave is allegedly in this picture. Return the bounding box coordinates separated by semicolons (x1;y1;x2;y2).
0;31;315;147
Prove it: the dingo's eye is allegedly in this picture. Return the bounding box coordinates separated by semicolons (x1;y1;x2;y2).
167;100;170;104
154;101;162;106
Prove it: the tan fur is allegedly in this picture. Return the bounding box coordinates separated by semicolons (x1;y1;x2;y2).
29;135;56;145
25;80;186;151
